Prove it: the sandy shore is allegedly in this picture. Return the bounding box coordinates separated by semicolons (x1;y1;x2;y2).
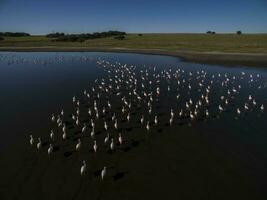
0;47;267;67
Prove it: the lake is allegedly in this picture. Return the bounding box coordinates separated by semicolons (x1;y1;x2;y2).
0;52;267;200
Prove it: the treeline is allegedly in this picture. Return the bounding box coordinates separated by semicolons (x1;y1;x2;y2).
0;32;30;37
47;31;126;42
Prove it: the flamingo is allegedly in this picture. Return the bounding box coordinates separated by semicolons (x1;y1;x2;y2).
48;144;53;155
82;124;87;133
104;121;108;131
146;121;150;131
140;115;144;125
62;131;67;140
101;167;107;180
76;139;81;151
118;133;123;145
80;161;86;176
91;128;95;138
114;119;118;130
104;133;109;144
110;138;115;151
93;140;98;153
50;130;54;141
154;116;158;125
169;117;173;126
51;114;55;122
37;138;42;150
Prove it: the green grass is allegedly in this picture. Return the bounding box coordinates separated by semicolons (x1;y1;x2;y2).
1;33;267;53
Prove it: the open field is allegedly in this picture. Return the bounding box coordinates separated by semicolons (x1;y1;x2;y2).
1;34;267;53
1;34;267;66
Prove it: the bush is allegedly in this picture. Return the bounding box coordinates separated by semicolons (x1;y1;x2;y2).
236;30;242;35
0;37;4;41
114;35;125;40
138;34;143;36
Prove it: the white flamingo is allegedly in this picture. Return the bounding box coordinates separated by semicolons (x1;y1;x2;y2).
110;138;115;151
93;140;98;153
37;138;42;150
80;160;86;176
101;167;107;180
82;124;87;133
146;121;150;131
76;139;81;151
50;130;54;141
154;116;158;125
118;133;123;145
62;131;67;140
29;135;34;146
104;133;109;144
48;144;53;155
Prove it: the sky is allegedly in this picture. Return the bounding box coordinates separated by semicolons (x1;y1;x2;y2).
0;0;266;34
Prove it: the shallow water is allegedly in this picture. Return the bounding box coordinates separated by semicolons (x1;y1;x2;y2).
1;52;267;199
0;52;266;149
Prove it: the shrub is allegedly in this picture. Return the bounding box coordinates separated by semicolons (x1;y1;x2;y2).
0;37;4;41
138;34;143;36
236;30;242;35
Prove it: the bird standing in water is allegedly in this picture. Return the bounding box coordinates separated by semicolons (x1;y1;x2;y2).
48;144;53;155
29;135;34;146
101;167;107;180
80;160;86;176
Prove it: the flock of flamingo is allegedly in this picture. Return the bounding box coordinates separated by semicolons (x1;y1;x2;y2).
27;57;266;180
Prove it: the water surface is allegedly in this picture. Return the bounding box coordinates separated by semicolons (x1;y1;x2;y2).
1;52;267;199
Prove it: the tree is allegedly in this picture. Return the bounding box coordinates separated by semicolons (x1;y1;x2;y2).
236;30;242;35
0;37;4;41
138;34;143;36
206;31;212;34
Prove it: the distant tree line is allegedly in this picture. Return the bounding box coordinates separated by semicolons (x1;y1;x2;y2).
0;32;30;37
47;31;126;42
206;30;242;35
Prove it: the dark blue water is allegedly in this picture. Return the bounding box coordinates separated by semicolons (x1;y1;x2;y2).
1;52;267;199
0;52;266;154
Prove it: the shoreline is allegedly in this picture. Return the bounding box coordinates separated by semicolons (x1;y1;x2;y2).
0;47;267;67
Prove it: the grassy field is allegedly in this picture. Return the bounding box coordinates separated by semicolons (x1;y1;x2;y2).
1;33;267;53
